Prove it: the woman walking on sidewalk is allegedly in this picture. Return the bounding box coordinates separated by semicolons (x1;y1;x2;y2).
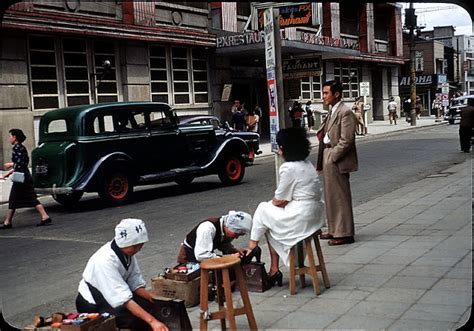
0;129;51;229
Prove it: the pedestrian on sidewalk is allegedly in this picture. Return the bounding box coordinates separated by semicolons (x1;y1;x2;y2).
246;127;325;286
305;100;315;131
289;101;303;128
176;210;253;264
459;97;474;153
403;96;411;122
76;218;169;331
317;80;358;246
352;96;366;134
415;95;423;119
387;96;398;125
0;129;51;229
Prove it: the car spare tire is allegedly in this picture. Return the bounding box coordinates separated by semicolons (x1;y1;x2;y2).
218;154;245;185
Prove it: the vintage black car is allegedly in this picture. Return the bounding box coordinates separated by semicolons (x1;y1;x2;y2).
32;102;251;206
177;115;261;164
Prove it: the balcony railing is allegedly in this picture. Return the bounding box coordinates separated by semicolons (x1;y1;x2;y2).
374;39;390;54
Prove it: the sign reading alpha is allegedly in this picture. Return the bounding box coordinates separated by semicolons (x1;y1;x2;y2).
258;3;312;30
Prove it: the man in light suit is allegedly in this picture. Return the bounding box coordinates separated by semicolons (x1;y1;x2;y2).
316;80;358;246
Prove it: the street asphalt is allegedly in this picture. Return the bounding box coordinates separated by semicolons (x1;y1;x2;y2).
0;116;472;330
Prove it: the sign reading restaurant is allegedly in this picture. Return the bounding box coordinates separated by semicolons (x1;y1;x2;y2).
282;58;322;79
216;31;265;48
258;3;312;30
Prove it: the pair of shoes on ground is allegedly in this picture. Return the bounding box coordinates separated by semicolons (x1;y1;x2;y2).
0;218;52;229
319;232;355;246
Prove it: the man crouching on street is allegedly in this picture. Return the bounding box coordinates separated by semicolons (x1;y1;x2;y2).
76;218;168;331
177;210;253;263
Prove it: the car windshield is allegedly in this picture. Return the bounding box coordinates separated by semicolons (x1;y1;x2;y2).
451;98;468;107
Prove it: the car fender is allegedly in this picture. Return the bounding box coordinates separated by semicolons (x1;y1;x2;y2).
201;137;250;169
75;152;135;191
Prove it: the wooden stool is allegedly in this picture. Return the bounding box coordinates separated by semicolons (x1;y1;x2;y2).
199;255;257;331
288;229;330;295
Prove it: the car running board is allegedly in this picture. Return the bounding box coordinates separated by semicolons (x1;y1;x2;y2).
139;166;203;183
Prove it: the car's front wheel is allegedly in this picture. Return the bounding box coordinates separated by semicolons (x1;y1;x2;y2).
218;154;245;185
53;191;83;207
98;170;133;205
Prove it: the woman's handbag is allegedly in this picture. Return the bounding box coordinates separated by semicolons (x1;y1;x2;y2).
10;172;25;183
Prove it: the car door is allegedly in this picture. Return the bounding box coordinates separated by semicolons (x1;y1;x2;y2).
114;107;151;174
148;107;188;171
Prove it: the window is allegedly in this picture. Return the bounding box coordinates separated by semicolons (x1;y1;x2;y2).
150;46;169;103
334;63;359;99
192;49;209;104
63;38;91;106
28;35;119;110
149;46;209;106
94;41;118;103
28;36;59;110
172;48;190;104
93;115;114;134
150;111;171;128
301;76;322;100
47;119;67;133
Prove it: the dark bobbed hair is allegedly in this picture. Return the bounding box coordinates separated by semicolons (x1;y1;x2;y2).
323;80;343;97
9;128;26;143
276;127;310;161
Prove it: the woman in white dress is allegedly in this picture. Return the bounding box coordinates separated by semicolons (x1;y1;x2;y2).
246;127;324;286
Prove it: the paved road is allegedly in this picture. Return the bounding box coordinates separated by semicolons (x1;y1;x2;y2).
0;124;467;327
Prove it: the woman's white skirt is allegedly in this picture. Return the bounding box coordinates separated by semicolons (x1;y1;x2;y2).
250;199;324;266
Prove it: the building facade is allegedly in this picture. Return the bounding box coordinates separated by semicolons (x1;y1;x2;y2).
0;1;405;163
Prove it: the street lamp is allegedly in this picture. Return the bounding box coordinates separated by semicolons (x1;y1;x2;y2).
90;59;112;103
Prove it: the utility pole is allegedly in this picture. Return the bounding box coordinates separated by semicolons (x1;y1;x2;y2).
405;3;417;126
264;7;285;184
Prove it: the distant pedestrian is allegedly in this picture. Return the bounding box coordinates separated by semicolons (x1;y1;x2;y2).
352;96;365;135
403;97;411;122
432;96;443;120
387;97;398;125
317;80;358;246
254;105;262;134
0;129;51;229
289;101;303;128
232;105;246;131
415;96;423;119
459;98;474;153
245;108;259;133
305;101;315;131
231;100;241;114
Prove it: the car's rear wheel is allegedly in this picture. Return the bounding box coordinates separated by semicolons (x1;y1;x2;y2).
53;191;83;207
98;170;133;205
448;118;455;125
218;154;245;185
175;176;194;186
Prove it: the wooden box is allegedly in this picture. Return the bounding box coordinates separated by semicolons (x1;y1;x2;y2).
151;276;200;307
165;266;200;282
23;316;115;331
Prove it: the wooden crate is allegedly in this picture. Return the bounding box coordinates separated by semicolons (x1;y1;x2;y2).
151;276;200;307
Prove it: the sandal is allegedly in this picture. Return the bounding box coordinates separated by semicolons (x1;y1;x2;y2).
37;218;52;227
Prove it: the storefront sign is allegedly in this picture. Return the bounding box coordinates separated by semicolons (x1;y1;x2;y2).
399;74;436;86
282;58;321;79
264;9;280;153
258;3;312;30
216;31;265;48
299;32;359;50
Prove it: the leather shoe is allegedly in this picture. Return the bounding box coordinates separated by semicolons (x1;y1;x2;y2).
319;232;334;240
328;237;355;246
0;223;12;230
37;218;52;227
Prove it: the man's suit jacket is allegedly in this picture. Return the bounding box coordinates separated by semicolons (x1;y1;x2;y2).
318;101;358;174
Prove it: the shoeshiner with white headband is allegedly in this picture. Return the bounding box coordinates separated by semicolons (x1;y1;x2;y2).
177;210;257;264
76;218;168;331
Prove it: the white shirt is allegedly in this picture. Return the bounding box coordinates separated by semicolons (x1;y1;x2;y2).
78;241;146;308
323;100;341;144
193;218;225;261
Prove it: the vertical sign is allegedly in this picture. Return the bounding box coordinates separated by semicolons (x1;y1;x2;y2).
264;8;280;153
